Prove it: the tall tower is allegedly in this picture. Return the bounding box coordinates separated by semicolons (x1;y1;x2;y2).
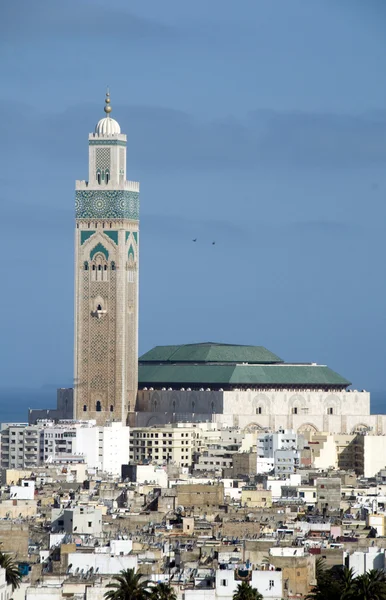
74;92;139;425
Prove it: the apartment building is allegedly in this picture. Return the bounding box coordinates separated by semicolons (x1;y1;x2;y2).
129;424;198;467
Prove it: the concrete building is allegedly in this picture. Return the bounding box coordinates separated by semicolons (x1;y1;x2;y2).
1;423;40;469
256;429;303;475
1;420;130;475
215;568;282;600
28;388;74;424
74;91;139;425
131;343;376;435
129;423;197;467
194;429;244;473
241;485;273;508
51;506;102;536
346;547;386;576
316;477;341;512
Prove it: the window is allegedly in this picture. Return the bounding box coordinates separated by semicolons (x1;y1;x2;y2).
96;401;102;412
292;407;298;415
111;261;116;271
327;407;333;415
256;407;262;414
83;405;87;412
110;405;114;412
84;261;88;271
88;521;92;527
220;580;228;587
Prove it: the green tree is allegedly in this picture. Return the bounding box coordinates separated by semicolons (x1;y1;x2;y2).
232;580;263;600
104;568;150;600
149;581;177;600
354;569;386;600
0;552;21;591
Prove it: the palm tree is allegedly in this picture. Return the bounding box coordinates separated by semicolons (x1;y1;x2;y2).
233;581;263;600
354;569;386;600
104;568;150;600
0;551;21;591
339;567;356;600
149;581;177;600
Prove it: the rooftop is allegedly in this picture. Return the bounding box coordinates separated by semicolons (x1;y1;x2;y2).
138;343;351;388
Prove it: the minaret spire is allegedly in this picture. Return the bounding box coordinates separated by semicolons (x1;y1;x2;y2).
104;88;112;115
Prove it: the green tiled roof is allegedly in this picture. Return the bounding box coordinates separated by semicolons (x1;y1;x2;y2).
138;363;350;387
139;343;283;364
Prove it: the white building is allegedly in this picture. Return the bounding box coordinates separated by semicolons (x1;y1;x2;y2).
215;569;282;600
346;547;386;576
51;506;102;536
1;420;130;476
129;423;198;468
68;540;137;576
256;429;303;475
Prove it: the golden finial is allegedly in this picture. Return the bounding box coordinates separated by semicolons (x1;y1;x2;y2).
104;87;112;115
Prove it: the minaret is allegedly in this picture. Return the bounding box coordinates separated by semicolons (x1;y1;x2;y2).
74;92;139;425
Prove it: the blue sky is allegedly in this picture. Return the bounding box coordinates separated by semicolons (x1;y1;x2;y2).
1;0;386;396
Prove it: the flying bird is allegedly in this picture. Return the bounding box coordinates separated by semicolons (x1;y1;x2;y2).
192;238;197;242
212;241;216;245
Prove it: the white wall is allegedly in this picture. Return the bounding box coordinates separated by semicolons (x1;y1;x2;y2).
10;480;35;500
364;437;386;478
68;551;137;575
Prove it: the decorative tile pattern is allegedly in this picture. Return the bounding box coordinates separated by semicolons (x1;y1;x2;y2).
90;242;109;260
89;139;126;146
95;147;111;171
80;230;96;245
75;190;139;220
103;231;118;244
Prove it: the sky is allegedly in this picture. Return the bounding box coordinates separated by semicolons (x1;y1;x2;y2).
1;0;386;403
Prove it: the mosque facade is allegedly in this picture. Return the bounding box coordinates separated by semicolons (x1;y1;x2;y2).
72;96;379;435
74;93;139;425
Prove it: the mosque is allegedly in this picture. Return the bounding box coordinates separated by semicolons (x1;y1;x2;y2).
73;95;384;435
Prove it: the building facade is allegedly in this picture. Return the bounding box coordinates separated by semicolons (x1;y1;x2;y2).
74;92;139;425
129;424;197;468
132;342;375;434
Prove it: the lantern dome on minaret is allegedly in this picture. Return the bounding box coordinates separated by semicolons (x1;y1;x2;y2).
95;90;121;135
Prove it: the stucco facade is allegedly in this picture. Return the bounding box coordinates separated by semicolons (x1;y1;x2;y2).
133;388;375;434
74;93;139;425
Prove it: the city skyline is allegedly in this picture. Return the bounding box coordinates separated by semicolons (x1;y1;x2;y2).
2;0;386;397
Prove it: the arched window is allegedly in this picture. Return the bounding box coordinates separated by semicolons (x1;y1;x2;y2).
92;265;96;271
110;405;114;412
256;406;262;415
98;264;102;271
111;262;116;271
84;261;88;271
97;304;102;311
96;169;101;185
105;170;110;184
104;265;107;271
83;405;87;412
96;401;101;412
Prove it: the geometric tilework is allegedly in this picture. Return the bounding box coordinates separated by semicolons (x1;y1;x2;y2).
90;243;109;260
95;148;111;171
75;190;139;220
89;140;127;146
103;231;118;244
132;232;138;244
80;230;96;244
125;231;130;242
128;244;134;259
